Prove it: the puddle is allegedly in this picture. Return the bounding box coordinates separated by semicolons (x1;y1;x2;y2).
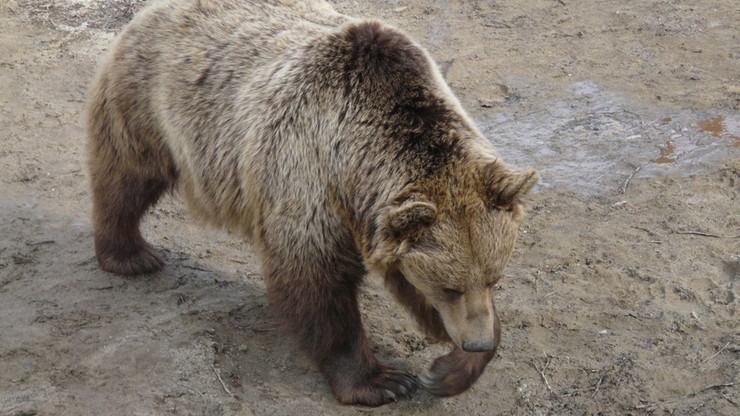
652;141;676;164
476;81;739;195
697;115;740;147
698;115;727;136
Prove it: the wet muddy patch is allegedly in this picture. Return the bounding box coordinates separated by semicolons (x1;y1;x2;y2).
15;0;146;32
697;115;740;147
651;141;676;164
477;81;739;195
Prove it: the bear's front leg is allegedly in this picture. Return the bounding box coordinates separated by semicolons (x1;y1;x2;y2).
320;334;418;405
264;258;416;406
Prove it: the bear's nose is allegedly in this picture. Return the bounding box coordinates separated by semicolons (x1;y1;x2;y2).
462;339;496;352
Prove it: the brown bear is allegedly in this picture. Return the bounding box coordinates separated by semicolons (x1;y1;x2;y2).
86;0;537;406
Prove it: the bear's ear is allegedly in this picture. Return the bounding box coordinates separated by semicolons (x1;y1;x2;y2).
481;162;538;207
387;199;437;235
368;196;437;267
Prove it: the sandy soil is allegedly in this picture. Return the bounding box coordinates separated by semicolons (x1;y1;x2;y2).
1;0;738;415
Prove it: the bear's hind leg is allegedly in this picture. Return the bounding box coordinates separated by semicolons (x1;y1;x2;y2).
90;169;170;276
87;76;175;276
264;258;417;406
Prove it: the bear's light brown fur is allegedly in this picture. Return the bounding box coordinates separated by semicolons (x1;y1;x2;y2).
86;0;537;406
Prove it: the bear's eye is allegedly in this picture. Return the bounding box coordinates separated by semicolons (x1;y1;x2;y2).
442;288;463;301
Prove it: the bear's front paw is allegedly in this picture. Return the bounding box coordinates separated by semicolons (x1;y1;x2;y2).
419;347;495;397
331;364;417;407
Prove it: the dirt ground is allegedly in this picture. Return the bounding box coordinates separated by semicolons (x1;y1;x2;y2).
1;0;738;415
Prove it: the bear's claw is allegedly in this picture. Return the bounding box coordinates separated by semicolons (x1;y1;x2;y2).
420;347;495;397
383;389;397;402
380;369;417;396
332;365;417;406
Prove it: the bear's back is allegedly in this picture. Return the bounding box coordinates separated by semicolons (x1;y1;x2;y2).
99;0;352;234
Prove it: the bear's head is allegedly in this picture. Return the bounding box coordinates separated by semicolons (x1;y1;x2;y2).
370;160;538;352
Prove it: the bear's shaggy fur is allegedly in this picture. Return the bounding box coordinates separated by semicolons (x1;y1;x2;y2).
86;0;537;406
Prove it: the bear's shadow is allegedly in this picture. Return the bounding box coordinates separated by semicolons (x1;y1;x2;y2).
117;248;342;403
97;247;446;409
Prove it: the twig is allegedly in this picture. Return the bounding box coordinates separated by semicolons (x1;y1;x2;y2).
635;382;735;410
591;373;605;398
697;382;734;393
183;264;209;272
541;291;559;301
25;240;55;246
703;341;731;363
671;230;740;239
210;364;234;397
180;383;207;404
531;354;553;394
631;226;656;236
620;165;641;194
561;388;586;397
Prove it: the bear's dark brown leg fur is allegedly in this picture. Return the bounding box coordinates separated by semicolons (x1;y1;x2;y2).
90;172;169;276
264;256;417;406
384;269;449;341
87;74;174;276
